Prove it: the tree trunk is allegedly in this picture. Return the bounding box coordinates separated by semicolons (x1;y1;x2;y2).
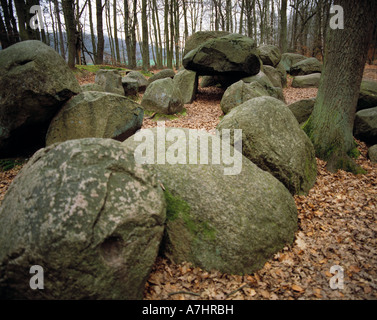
62;0;76;68
113;0;120;63
88;0;96;60
53;0;66;60
279;0;287;52
141;0;150;71
95;0;104;65
303;0;377;174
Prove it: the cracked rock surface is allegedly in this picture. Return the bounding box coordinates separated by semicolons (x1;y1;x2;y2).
0;138;166;299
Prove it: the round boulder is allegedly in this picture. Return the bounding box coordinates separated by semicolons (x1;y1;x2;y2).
0;138;166;299
46;91;144;146
217;96;317;195
220;80;269;114
290;57;322;76
257;45;282;68
141;78;184;114
95;69;124;96
354;107;377;144
0;40;81;156
123;128;297;275
183;33;260;77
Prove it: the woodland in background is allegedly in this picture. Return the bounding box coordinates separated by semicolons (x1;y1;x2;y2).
1;0;377;70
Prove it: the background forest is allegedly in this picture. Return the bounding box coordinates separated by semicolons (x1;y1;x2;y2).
1;0;377;70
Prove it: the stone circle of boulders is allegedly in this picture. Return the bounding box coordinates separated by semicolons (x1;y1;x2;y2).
353;107;377;144
46;91;144;146
292;73;321;88
0;138;166;299
0;40;81;157
141;78;184;114
95;69;125;96
122;128;298;274
217;96;317;195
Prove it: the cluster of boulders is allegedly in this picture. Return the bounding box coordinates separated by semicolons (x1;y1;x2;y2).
0;37;305;299
2;30;375;300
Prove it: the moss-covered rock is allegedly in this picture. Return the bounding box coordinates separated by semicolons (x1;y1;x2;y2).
141;78;184;114
220;80;269;114
46;91;144;146
95;69;125;96
0;40;81;157
0;138;166;299
217;96;317;195
123;128;297;275
257;45;282;67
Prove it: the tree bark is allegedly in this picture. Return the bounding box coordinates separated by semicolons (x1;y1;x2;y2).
303;0;377;174
62;0;76;68
279;0;287;52
95;0;104;65
141;0;150;70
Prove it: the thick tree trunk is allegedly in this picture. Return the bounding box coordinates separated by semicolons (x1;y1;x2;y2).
304;0;377;174
141;0;150;71
62;0;76;68
95;0;104;65
279;0;287;53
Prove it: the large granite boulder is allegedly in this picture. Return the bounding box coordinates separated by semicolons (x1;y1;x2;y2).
183;33;260;77
368;145;377;163
276;62;288;87
280;53;307;73
80;83;106;92
122;128;297;275
257;45;282;68
217;96;317;195
148;69;176;85
125;71;149;92
183;30;231;56
46;91;144;146
353;107;377;144
122;77;139;96
358;80;377;111
242;71;285;102
173;69;198;104
0;138;166;299
0;40;80;156
141;78;184;114
263;65;283;88
220;80;269;114
290;57;322;76
288;98;316;125
95;69;125;95
292;73;321;88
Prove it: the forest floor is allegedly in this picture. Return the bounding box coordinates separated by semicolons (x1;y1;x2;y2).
0;65;376;300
